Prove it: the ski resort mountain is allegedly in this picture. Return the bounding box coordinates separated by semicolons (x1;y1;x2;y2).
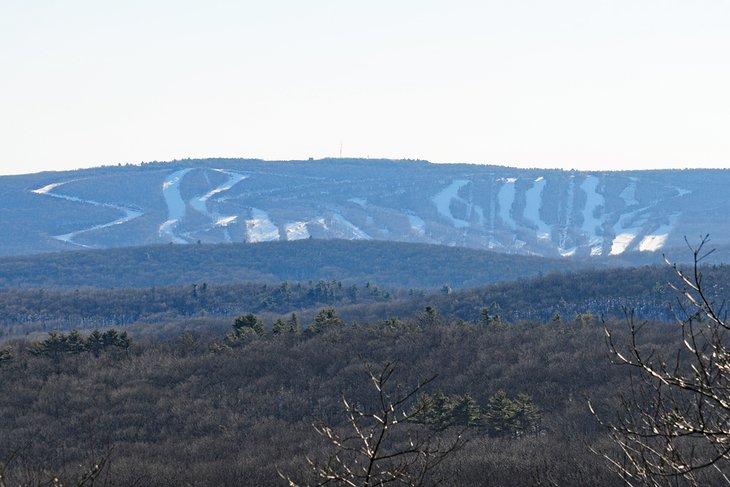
1;158;726;258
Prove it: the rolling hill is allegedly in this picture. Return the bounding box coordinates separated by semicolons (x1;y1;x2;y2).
2;158;727;259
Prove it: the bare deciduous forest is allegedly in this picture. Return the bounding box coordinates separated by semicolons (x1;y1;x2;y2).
2;241;730;485
0;314;695;486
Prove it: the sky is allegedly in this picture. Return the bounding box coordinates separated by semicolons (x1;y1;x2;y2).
1;0;729;176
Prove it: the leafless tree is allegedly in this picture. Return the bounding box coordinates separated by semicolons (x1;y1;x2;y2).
0;446;112;487
285;361;465;487
592;236;730;486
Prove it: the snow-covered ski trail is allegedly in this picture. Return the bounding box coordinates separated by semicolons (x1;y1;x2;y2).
32;180;144;247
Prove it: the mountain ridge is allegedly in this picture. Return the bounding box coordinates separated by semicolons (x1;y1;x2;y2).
2;158;727;258
0;239;595;290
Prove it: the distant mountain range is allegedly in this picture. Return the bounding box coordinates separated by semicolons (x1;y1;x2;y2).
2;158;727;258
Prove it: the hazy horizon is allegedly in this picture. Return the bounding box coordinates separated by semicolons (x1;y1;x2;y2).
3;156;730;178
2;0;728;176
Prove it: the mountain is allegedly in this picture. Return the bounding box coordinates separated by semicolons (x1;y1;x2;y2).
1;158;727;258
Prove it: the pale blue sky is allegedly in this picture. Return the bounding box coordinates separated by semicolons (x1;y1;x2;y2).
1;0;729;175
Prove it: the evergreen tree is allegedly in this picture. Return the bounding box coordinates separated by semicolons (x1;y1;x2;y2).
485;390;518;436
65;330;88;354
0;345;13;365
287;313;301;335
412;392;437;424
86;329;104;357
451;394;482;427
101;329;120;348
479;307;491;327
233;313;265;336
513;393;541;436
412;392;482;429
418;306;439;327
29;331;67;360
224;326;258;347
115;331;132;351
272;319;288;335
309;308;344;333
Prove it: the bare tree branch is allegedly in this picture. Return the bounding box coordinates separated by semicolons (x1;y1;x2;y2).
593;235;730;485
284;361;465;487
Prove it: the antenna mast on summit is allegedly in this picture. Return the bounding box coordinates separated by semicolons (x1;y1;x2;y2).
339;141;343;158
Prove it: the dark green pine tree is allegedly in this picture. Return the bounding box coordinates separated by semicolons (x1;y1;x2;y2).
0;345;13;365
30;332;67;360
451;394;482;427
233;313;265;336
65;330;88;354
86;329;104;357
287;313;301;335
513;393;541;436
101;329;120;348
272;319;287;335
115;331;132;351
485;390;518;436
411;392;437;424
309;308;343;333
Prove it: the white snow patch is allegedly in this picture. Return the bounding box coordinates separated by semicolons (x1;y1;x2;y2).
32;182;66;194
610;232;638;255
560;247;577;257
331;213;372;240
497;179;517;228
246;208;280;242
160;168;194;243
285;221;310;240
523;177;551;239
432;179;470;228
638;215;678;252
487;237;504;249
609;206;650;255
408;214;426;236
215;216;238;227
589;236;604;256
638;233;668;252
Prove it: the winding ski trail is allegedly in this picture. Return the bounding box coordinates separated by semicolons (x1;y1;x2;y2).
190;169;248;242
32;180;144;247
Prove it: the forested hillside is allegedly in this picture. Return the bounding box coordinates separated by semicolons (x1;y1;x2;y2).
0;318;683;486
0;280;400;337
3;259;728;340
0;239;593;290
353;263;730;324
